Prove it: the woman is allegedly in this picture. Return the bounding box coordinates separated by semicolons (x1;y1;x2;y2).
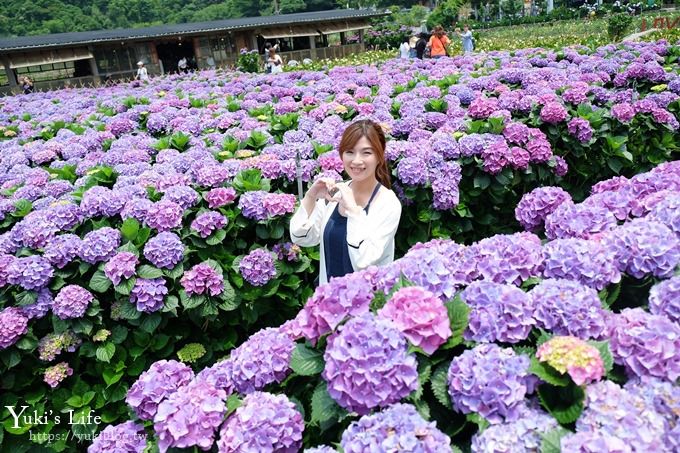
458;25;474;54
20;76;34;94
399;39;410;59
427;25;451;58
135;61;149;82
290;120;402;285
267;47;283;74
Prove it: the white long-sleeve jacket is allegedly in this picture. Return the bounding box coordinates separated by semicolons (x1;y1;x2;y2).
289;184;402;285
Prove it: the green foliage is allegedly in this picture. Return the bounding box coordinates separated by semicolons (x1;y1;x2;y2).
607;13;634;42
541;427;572;453
538;382;586;425
237;50;261;73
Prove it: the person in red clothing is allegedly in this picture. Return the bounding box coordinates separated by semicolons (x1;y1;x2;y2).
427;25;451;58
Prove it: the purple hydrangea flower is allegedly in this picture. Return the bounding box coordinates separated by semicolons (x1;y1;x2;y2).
545;202;617;240
574;380;667;452
104;252;138;286
648;275;680;323
377;248;457;300
130;278;168;313
461;281;535;343
431;161;462;210
80;186;126;218
542;238;621;290
503;122;531;145
294;272;373;343
154;378;227;452
471;232;544;285
560;431;632;453
79;227;121;264
224;326;295;394
238;191;295;220
7;255;54;290
540;102;568;124
0;254;16;287
341;403;451;453
625;377;680;451
180;263;224;297
43;234;82;269
607;308;680;381
38;330;80;361
447;344;534;424
87;421;147;453
397;157;428;186
647;192;680;236
21;288;52;320
378;286;451;354
204;187;237;209
52;285;93;319
323;313;418;415
471;404;558;453
190;211;228;238
48;202;82;230
607;219;680;279
567;117;594;142
515;186;572;231
161;185;199;210
530;279;607;339
44;361;73;388
15;215;57;249
126;359;194;421
272;242;301;262
0;307;29;349
239;248;276;286
217;392;303;453
143;232;184;269
611;102;636;123
145;200;184;231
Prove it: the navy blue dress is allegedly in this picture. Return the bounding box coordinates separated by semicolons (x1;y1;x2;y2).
323;183;381;281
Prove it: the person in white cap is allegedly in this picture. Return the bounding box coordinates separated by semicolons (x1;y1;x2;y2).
136;61;149;81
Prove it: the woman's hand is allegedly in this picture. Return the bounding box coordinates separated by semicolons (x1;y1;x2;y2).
333;184;362;216
306;178;333;201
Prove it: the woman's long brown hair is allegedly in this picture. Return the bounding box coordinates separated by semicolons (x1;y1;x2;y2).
338;119;392;189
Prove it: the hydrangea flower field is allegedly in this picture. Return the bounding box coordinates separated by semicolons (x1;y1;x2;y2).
0;39;679;452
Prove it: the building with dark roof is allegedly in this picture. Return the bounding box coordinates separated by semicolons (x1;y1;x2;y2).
0;8;386;94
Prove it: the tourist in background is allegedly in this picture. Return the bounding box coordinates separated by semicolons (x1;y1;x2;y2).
267;46;283;74
415;32;428;59
399;39;410;59
408;35;418;58
177;56;188;73
135;61;149;81
19;76;34;94
457;25;475;54
427;25;450;58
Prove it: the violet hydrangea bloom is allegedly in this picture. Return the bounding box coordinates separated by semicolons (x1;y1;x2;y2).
181;263;224;297
52;285;94;319
224;326;295;394
145;200;184;231
471;232;544;285
567;117;594;142
87;421;147;453
377;286;451;354
607;308;680;381
217;392;303;453
377;248;457;300
560;431;632;453
104;252;138;286
21;287;53;320
341;403;451;453
470;403;558;453
43;234;82;269
544;202;617;240
625;377;680;451
323;313;419;415
79;227;121;264
130;277;168;313
239;248;276;286
542;238;621;291
204;187;237;209
648;275;680;323
574;380;667;452
7;255;53;290
536;336;605;385
44;361;73;388
647;192;680;236
154;378;227;452
126;359;194;421
190;211;228;238
0;254;15;287
0;307;29;349
294;272;373;343
539;101;568;124
461;281;535;343
447;344;534;424
143;232;184;269
515;186;572;231
606;218;680;279
396;157;428;186
529;279;607;339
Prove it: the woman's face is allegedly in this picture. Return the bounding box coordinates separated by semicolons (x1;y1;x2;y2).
343;136;378;183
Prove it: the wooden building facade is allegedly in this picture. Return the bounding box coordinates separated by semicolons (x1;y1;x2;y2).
0;9;385;94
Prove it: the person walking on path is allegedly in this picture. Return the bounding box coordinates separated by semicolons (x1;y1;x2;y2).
427;25;451;58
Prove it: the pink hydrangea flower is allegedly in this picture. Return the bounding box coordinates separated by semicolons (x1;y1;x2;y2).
536;336;605;385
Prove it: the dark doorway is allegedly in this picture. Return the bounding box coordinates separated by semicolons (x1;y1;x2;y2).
156;41;196;74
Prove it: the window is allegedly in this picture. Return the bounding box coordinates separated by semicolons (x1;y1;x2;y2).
15;61;76;82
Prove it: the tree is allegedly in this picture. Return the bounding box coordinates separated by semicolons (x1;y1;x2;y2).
427;0;466;28
261;0;307;15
